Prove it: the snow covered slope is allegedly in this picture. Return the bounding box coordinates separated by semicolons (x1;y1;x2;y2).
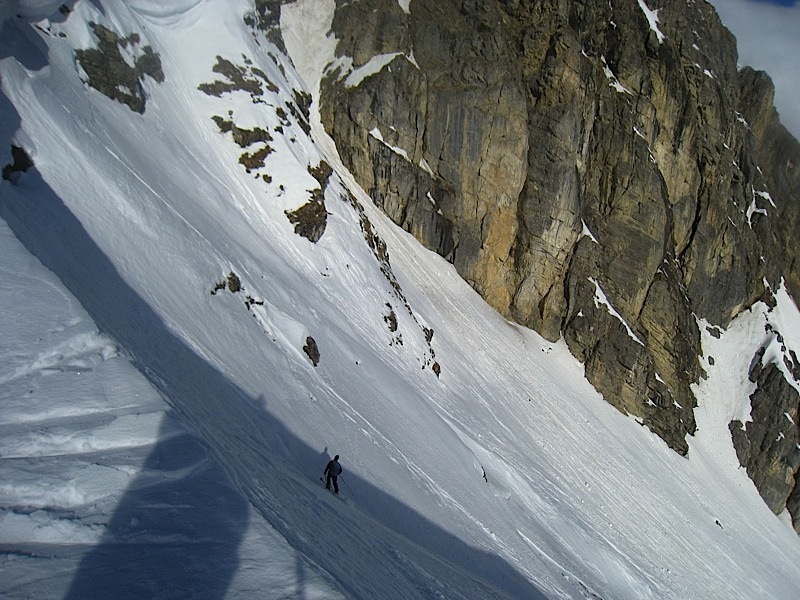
1;1;799;598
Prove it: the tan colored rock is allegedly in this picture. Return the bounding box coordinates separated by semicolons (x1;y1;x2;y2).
315;0;800;526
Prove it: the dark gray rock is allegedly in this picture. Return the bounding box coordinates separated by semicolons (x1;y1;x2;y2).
303;336;320;367
75;23;163;114
738;67;800;303
2;145;33;182
731;343;800;532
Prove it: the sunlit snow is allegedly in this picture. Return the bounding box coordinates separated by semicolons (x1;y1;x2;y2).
1;0;799;598
637;0;666;43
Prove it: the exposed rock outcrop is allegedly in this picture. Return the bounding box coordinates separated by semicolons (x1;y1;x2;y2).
731;341;800;533
75;22;163;113
738;67;800;302
310;0;800;528
2;145;33;182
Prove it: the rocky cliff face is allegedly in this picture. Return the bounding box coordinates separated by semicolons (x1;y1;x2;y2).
309;0;800;531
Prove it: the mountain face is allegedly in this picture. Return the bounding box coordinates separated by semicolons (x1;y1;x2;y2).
3;1;800;596
3;0;798;535
289;0;800;530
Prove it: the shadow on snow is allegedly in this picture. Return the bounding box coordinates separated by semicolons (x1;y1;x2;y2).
0;100;548;600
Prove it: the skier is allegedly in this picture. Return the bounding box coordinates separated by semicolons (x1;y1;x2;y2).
324;454;342;494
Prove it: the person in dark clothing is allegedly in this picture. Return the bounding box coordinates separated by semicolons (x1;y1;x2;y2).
324;455;342;494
